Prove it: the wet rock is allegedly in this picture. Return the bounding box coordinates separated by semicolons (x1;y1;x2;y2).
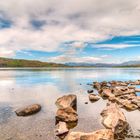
131;97;140;108
120;99;138;111
55;121;69;138
15;104;41;116
100;81;108;88
110;81;128;87
56;107;78;125
66;129;114;140
113;87;135;97
55;94;77;110
87;90;94;93
89;94;100;102
100;88;114;99
101;103;128;137
93;82;101;90
130;80;140;85
108;96;117;102
128;86;135;89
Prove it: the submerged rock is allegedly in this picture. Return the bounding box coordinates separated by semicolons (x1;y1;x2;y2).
66;129;114;140
89;93;100;102
15;104;41;116
87;90;94;93
55;94;77;110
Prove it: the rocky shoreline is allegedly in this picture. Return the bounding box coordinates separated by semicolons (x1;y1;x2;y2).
14;80;140;140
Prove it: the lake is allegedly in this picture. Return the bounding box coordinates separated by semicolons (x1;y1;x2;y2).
0;68;140;140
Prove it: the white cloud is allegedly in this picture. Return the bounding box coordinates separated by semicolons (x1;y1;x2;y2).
0;0;140;58
94;44;140;50
0;47;15;57
47;55;110;63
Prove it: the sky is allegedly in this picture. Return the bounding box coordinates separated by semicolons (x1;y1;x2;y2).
0;0;140;64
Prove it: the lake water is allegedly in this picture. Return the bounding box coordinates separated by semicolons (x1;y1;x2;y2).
0;68;140;140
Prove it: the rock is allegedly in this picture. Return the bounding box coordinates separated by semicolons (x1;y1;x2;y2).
55;121;69;138
66;129;114;140
123;102;138;111
93;82;101;90
115;99;138;111
108;96;117;102
15;104;41;116
113;87;135;97
109;81;128;87
128;86;135;89
55;94;77;110
87;90;94;93
89;94;100;102
100;88;114;99
56;107;78;125
130;80;140;85
132;97;140;108
100;81;108;88
101;103;128;136
135;88;140;92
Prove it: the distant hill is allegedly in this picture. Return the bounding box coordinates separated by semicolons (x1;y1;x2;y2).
0;57;66;67
121;61;140;67
65;61;140;67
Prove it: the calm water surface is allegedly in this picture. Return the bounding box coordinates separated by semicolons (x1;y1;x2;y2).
0;68;140;140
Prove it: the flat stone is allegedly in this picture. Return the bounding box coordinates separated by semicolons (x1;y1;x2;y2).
55;94;77;110
66;129;114;140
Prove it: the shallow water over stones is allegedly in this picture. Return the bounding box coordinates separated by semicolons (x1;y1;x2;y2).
0;68;140;140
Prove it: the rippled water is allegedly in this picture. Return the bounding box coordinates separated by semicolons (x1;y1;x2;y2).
0;68;140;140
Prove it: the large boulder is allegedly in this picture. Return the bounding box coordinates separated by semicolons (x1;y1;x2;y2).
55;94;77;110
66;129;114;140
89;94;100;102
101;103;128;136
56;107;78;125
15;104;41;116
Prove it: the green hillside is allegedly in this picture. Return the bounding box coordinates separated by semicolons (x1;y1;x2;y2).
0;57;66;67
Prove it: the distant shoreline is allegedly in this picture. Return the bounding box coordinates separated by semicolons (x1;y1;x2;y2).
1;57;140;68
